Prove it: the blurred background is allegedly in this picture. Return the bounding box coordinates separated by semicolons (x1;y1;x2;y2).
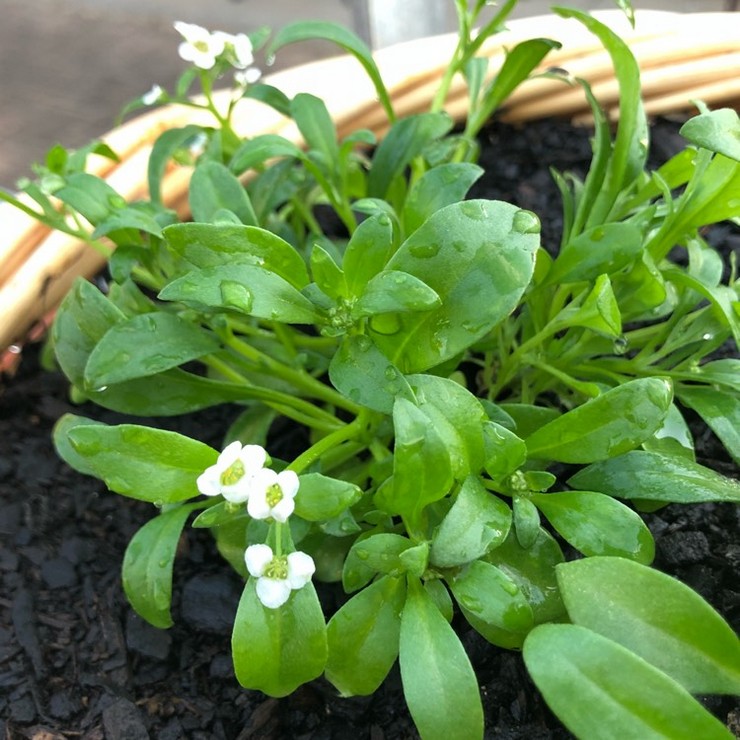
0;0;734;188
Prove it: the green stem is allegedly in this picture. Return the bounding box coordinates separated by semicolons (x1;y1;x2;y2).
287;413;368;475
202;355;343;431
224;334;361;414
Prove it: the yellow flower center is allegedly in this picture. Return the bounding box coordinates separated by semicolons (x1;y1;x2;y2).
264;556;288;580
265;482;283;508
220;459;245;486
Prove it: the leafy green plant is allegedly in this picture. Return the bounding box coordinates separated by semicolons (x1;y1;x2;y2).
4;2;739;738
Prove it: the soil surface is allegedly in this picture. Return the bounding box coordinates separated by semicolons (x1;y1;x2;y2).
1;118;739;739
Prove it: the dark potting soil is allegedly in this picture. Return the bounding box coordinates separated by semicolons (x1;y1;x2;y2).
1;117;739;740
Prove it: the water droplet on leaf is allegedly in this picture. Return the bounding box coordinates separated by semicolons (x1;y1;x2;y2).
511;209;540;235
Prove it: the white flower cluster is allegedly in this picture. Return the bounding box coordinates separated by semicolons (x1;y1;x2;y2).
197;442;314;609
174;21;261;84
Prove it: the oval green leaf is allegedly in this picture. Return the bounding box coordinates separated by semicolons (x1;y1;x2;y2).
122;503;199;628
326;575;406;696
530;491;654;563
524;624;733;740
66;424;217;503
372;200;538;373
557;557;740;695
525;378;673;463
400;581;483;740
232;580;327;697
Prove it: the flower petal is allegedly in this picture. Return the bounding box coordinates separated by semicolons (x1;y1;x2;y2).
244;544;273;577
270;497;295;523
196;467;221;497
238;444;268;472
247;488;271;520
256;577;291;609
286;551;315;590
218;441;244;469
276;470;300;499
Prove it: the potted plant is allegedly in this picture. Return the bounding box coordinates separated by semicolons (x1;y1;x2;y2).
1;2;738;737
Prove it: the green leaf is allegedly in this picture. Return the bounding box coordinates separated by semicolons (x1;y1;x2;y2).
342;533;414;592
525;378;673;463
159;264;319;324
342;213;395;297
229;134;302;174
326;576;406;696
329;335;414;414
92;206;164;240
52;278;125;387
310;242;346;300
148;125;204;205
547;222;643;285
530;491;654;563
391;397;454;524
293;473;362;522
569;450;740;503
430;476;511;568
483;420;527;481
241;83;292;117
66;423;217;503
232;580;327;697
498;403;560;438
513;495;540;549
693;359;740;393
189;160;258;226
400;580;483;740
290;93;339;170
191;501;246;529
557;557;740;695
449;560;533;636
467;38;561;135
354;270;440;317
406;374;488;479
524;624;733;740
55;172;123;225
84;312;219;388
642;402;695;460
485;528;566;626
680;108;740;162
373;200;538;373
402;163;483;235
53;414;106;477
555;8;648;226
268;21;395;122
677;385;740;464
368;113;453;199
164;222;309;289
122;503;200;628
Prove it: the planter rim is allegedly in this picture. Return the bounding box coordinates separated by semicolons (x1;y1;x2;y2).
1;9;739;354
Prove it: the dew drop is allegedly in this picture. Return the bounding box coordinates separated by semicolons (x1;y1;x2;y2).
511;209;540;235
220;281;253;313
355;335;372;351
370;313;401;335
501;580;520;597
408;242;440;259
384;366;397;380
460;201;486;221
355;550;370;561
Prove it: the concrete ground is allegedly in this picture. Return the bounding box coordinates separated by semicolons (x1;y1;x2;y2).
0;0;734;188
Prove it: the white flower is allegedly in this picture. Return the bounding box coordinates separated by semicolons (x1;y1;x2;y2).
245;544;315;609
234;67;262;87
214;31;255;69
196;441;267;503
247;468;299;523
142;84;164;106
174;21;225;70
